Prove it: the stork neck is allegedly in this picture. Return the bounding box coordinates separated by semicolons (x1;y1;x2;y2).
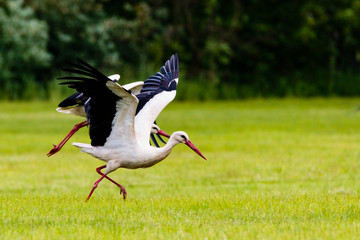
163;134;179;150
156;135;179;158
135;133;182;169
144;134;179;164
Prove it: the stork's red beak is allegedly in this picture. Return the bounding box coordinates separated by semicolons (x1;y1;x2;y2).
158;129;170;138
185;140;207;160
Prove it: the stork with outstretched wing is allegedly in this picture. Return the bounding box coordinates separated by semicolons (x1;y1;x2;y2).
58;54;206;201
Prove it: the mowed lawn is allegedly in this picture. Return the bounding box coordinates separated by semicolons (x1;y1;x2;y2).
1;98;360;239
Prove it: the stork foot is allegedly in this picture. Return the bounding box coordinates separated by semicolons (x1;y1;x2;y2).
120;186;127;200
86;182;99;202
47;120;87;157
85;173;107;202
47;144;61;157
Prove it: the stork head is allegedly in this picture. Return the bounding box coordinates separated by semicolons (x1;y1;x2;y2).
172;131;207;160
151;124;170;138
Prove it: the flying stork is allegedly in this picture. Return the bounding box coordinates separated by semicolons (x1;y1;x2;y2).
47;76;169;157
57;54;206;201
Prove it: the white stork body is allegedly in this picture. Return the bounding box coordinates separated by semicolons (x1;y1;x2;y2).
58;54;206;200
73;130;187;170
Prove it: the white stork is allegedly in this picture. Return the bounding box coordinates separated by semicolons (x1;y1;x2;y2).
57;54;206;201
47;77;169;157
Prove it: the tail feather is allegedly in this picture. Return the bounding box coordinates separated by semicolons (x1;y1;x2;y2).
72;142;93;154
56;107;86;117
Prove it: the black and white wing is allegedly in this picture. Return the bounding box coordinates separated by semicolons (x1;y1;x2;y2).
58;59;138;147
134;53;179;146
56;74;120;118
56;91;90;117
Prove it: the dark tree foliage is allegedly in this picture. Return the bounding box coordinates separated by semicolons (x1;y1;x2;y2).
1;0;360;99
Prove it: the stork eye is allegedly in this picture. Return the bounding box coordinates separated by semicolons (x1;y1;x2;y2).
180;135;186;140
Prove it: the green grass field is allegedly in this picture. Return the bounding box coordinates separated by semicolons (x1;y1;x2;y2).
1;98;360;239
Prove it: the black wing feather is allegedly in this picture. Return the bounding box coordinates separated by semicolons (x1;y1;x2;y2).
150;134;160;147
135;53;179;114
58;59;120;146
58;92;88;108
156;133;167;144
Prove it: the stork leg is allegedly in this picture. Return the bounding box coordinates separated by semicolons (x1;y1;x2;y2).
86;170;107;202
96;165;127;200
47;120;87;157
86;165;127;201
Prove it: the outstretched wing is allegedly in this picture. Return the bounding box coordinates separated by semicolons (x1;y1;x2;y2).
58;59;138;147
56;80;143;119
56;91;89;117
124;81;144;95
134;53;179;146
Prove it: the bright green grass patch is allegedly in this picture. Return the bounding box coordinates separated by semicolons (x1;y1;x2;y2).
1;98;360;239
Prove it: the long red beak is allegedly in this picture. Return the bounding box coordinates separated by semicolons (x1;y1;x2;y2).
158;129;170;138
185;140;207;160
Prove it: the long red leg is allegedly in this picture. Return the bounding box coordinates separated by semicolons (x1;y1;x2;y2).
86;167;107;202
96;165;127;200
47;120;87;157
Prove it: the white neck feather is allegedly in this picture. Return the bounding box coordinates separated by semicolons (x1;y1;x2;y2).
139;133;180;168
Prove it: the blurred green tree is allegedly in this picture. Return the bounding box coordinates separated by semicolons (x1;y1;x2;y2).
26;0;119;70
1;0;360;99
0;0;51;99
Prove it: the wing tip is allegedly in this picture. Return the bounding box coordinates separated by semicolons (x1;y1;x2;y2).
160;53;179;76
171;53;179;77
